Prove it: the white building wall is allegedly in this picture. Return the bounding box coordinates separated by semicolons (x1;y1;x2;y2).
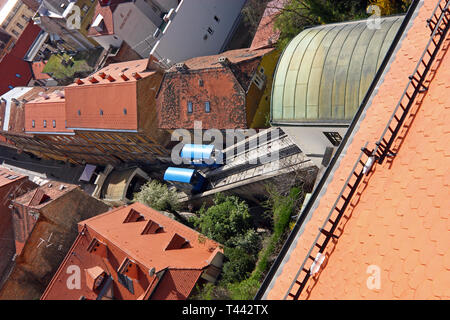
281;125;349;167
91;34;123;51
152;0;179;12
113;2;159;58
150;0;246;65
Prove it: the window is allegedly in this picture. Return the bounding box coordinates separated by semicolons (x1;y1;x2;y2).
198;79;204;87
214;15;220;23
253;74;265;90
11;30;19;37
100;109;103;116
52;120;56;128
43;120;47;128
205;101;210;113
123;108;127;115
82;5;89;13
15;73;21;78
323;132;343;147
203;34;208;41
32;120;35;128
207;27;214;35
117;273;134;294
16;23;23;30
187;101;193;113
77;110;81;116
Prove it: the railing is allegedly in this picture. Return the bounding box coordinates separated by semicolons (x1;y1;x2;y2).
284;142;372;300
374;0;450;164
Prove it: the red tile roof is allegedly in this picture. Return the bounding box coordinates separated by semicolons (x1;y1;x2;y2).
31;60;51;80
0;166;25;188
264;0;450;300
0;23;41;95
157;48;274;130
13;181;77;209
41;202;223;300
250;0;284;49
64;59;155;130
88;0;131;37
24;89;73;134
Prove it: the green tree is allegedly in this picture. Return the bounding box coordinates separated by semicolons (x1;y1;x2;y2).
273;0;410;50
133;180;181;214
191;193;252;246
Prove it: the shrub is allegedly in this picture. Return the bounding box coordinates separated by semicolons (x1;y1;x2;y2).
192;193;252;245
133;180;180;213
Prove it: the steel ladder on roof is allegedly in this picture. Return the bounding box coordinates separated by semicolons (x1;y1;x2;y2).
374;0;450;164
283;0;450;300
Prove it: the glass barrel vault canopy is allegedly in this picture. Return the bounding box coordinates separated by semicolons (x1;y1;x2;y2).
271;15;404;124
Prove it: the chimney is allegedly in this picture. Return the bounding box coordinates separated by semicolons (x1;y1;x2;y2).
106;74;115;82
120;73;129;81
218;56;231;67
175;63;188;72
132;72;142;80
38;92;50;100
75;78;84;85
88;76;99;84
98;72;106;79
55;90;65;98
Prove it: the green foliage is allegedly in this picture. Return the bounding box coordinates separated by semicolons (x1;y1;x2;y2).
221;247;257;284
227;277;261;300
42;48;102;82
192;193;252;246
274;0;410;50
252;186;302;281
133;180;180;213
191;188;302;300
228;229;262;256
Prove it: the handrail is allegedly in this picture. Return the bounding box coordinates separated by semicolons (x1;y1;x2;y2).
374;0;450;163
283;142;370;300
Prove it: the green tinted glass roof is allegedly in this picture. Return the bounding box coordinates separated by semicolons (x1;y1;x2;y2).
271;16;404;124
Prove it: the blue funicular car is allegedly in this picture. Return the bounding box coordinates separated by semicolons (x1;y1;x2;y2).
180;144;222;167
163;167;206;194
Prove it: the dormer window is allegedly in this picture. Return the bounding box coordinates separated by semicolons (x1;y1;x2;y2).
32;120;35;128
205;101;210;113
43;120;47;128
52;120;56;128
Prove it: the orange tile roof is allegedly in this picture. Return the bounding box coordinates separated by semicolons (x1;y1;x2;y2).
157;47;274;130
24;89;73;134
41;202;223;300
31;60;51;80
263;0;450;300
87;0;129;37
65;59;155;131
0;167;25;188
250;0;284;49
13;181;77;209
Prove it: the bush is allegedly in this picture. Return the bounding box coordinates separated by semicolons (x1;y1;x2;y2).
192;193;252;246
133;180;180;213
221;247;257;284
